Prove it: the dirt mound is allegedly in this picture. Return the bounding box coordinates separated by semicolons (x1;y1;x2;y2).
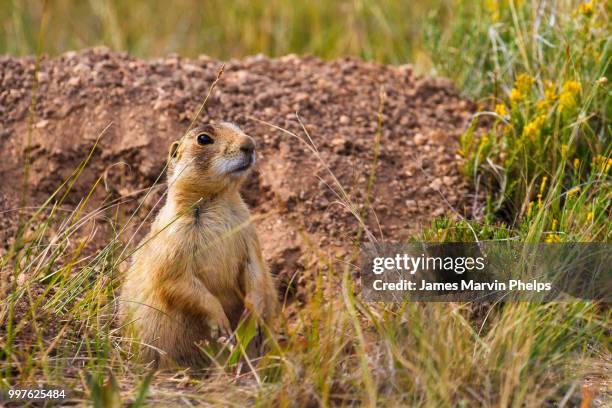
0;48;474;288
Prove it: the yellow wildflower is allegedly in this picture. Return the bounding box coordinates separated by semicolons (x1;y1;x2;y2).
486;0;501;22
586;212;593;222
536;99;550;112
510;88;523;103
593;155;612;173
478;135;489;151
558;80;582;113
566;187;581;197
545;234;561;243
509;74;535;104
573;158;580;170
577;1;594;17
561;144;569;157
523;122;537;139
559;93;576;112
539;176;548;195
544;80;557;101
551;219;558;231
563;80;582;94
494;103;508;117
535;81;557;112
522;115;547;140
592;155;612;173
516;74;535;93
536;176;548;208
527;201;534;218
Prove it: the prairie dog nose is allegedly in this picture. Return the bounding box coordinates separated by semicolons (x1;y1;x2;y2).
240;137;255;155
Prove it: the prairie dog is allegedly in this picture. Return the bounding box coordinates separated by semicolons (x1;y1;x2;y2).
121;122;278;368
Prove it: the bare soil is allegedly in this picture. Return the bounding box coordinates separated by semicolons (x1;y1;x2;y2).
0;47;475;293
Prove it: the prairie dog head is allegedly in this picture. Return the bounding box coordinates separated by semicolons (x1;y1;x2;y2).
167;122;256;196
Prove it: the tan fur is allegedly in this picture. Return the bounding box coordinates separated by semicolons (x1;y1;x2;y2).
120;122;278;368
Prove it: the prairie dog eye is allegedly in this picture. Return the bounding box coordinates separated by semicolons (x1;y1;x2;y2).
197;133;214;145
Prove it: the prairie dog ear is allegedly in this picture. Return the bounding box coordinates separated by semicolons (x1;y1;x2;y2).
168;141;180;162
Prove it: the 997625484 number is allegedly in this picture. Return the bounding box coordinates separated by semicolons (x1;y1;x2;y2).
6;389;67;400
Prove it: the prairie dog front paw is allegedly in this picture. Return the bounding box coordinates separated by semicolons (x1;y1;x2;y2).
207;305;232;339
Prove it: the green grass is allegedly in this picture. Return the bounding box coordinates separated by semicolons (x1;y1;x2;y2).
436;0;611;244
1;0;440;67
1;0;610;406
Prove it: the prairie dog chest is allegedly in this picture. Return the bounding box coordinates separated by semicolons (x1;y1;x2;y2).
174;203;250;294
